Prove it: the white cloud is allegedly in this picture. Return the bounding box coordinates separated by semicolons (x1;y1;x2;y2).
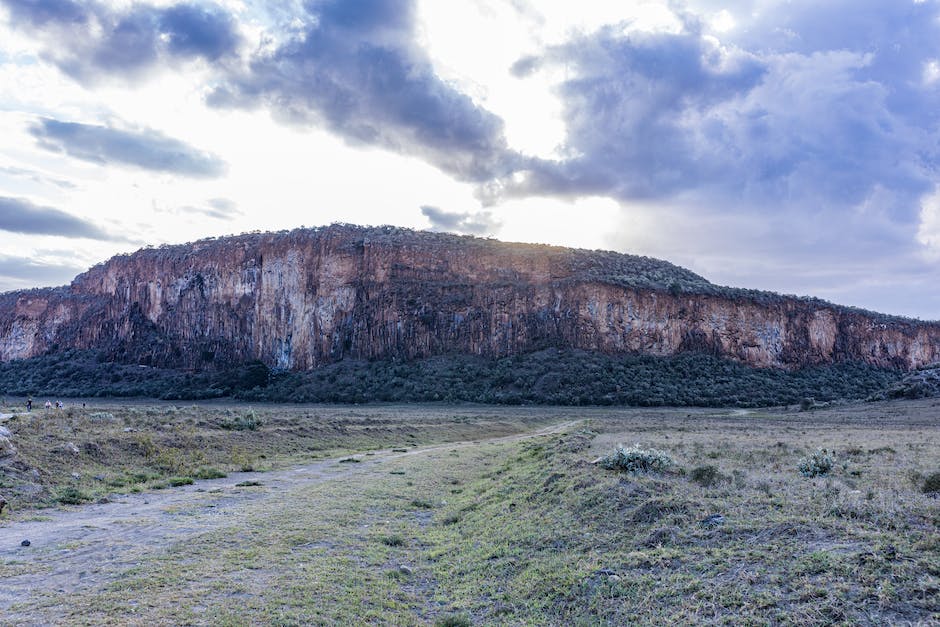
1;0;940;319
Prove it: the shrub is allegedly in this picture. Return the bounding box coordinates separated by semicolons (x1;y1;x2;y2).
689;464;722;487
922;471;940;494
798;449;835;477
380;534;405;547
600;445;674;473
435;614;472;627
222;410;262;431
193;467;227;480
55;486;91;505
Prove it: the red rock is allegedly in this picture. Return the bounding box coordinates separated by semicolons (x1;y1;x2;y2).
0;224;937;370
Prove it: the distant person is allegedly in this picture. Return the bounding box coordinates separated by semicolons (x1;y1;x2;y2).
26;397;32;412
44;401;52;409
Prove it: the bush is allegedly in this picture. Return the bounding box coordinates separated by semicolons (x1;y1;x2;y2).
601;445;674;474
193;467;227;480
922;471;940;494
435;614;472;627
798;449;835;477
222;410;262;431
0;347;903;407
689;464;722;487
55;486;91;505
380;534;405;547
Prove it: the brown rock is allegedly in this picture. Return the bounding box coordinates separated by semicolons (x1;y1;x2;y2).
0;225;937;371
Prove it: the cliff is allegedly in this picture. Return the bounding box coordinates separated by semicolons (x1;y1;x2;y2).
1;224;938;371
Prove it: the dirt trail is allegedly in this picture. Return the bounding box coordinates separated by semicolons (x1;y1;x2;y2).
0;420;579;614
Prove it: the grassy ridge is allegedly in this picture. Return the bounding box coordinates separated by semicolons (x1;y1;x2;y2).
0;349;900;407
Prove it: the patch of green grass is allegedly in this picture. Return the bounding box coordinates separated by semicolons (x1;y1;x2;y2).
54;486;91;505
435;613;472;627
193;467;227;480
922;471;940;494
379;534;405;547
152;476;194;489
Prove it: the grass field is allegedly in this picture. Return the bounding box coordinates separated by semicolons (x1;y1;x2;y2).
0;399;938;625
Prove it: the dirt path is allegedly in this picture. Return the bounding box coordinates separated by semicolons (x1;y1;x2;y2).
0;420;579;615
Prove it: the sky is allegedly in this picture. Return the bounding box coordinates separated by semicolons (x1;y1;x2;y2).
1;0;940;319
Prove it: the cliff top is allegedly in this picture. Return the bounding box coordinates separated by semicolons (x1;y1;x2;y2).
1;223;929;325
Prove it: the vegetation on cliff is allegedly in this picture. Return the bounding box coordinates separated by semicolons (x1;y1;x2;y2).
0;348;900;407
870;362;940;400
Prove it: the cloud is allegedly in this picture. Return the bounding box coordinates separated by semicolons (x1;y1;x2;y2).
29;118;227;178
208;0;522;183
205;197;240;218
421;205;500;236
0;0;241;81
492;1;940;270
0;254;83;287
0;165;76;189
167;197;242;221
0;195;117;240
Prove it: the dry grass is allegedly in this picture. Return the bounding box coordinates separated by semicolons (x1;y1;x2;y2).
0;398;938;625
0;400;559;511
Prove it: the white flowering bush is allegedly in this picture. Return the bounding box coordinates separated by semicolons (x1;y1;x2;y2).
601;445;674;473
798;448;835;477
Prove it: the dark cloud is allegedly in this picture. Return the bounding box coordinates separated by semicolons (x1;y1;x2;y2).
1;0;87;27
500;26;769;200
209;0;522;182
0;196;117;240
29;118;227;178
554;2;936;209
421;205;500;236
158;3;241;60
0;254;83;287
0;0;241;81
495;1;940;264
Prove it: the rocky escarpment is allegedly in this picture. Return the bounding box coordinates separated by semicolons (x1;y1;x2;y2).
1;224;938;371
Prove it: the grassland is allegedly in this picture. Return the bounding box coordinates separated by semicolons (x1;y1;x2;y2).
0;400;938;625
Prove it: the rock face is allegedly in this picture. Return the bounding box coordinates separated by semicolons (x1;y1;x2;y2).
0;224;938;371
